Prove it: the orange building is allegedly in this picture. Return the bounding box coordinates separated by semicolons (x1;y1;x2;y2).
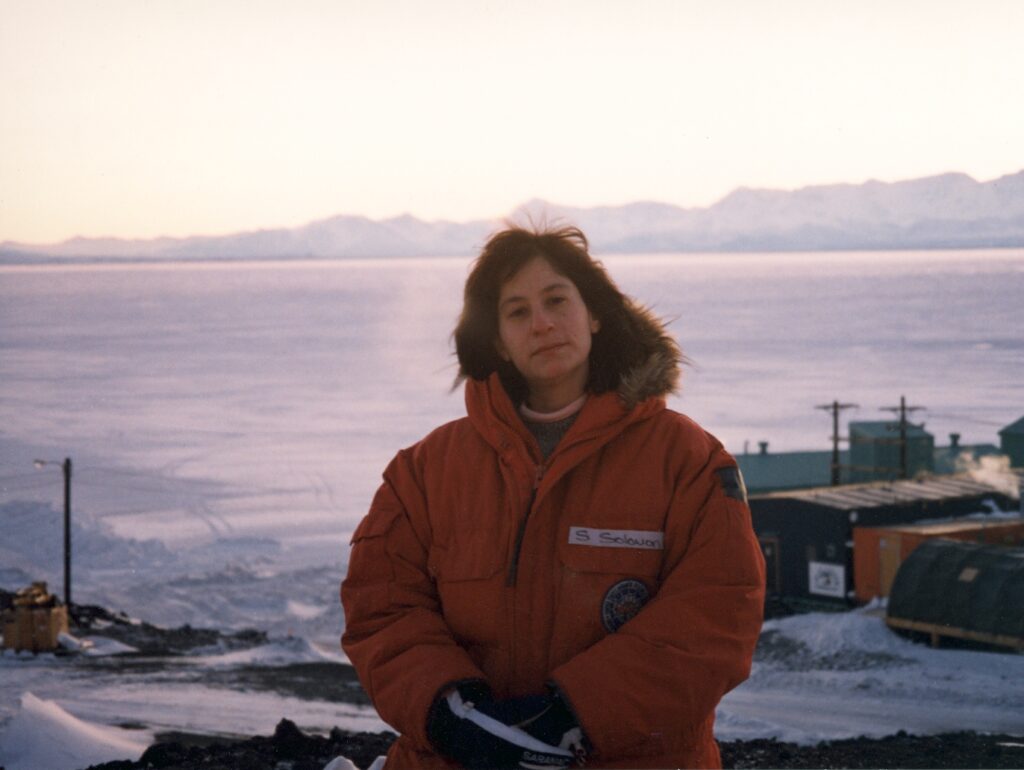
853;516;1024;603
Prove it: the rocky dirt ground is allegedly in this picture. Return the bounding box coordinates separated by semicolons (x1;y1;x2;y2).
81;719;1024;770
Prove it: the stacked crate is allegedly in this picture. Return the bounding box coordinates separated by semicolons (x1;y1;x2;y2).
1;582;69;653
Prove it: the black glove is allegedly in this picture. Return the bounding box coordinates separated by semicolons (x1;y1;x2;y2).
475;691;587;764
426;682;576;769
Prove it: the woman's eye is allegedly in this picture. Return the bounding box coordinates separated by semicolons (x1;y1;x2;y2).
548;296;566;306
508;307;528;319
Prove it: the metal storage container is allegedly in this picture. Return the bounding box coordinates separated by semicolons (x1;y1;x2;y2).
886;539;1024;651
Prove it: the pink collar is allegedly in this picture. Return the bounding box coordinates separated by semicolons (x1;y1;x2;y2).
519;394;588;424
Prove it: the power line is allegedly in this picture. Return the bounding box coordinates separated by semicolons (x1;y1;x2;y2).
77;465;186;481
74;478;198;495
925;412;1008;428
0;471;57;483
0;479;60;493
91;506;167;517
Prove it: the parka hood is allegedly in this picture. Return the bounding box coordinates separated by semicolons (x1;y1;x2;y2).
615;299;681;411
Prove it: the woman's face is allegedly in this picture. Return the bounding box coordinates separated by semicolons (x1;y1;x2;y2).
495;257;600;410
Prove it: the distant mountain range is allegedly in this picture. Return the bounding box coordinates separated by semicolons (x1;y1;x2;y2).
4;170;1024;262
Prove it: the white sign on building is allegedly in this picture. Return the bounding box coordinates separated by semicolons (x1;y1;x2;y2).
808;561;846;598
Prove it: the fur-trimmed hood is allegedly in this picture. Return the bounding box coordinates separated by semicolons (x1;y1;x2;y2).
615;299;682;410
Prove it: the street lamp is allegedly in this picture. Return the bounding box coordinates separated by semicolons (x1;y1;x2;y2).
33;457;72;610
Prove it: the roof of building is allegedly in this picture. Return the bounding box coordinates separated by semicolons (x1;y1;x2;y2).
999;416;1024;436
849;421;931;439
753;473;1005;511
857;514;1024;537
737;442;1003;493
736;450;845;493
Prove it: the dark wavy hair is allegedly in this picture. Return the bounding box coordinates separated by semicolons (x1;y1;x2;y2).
453;224;669;404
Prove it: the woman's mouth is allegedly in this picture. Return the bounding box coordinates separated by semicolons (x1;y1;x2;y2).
532;342;566;356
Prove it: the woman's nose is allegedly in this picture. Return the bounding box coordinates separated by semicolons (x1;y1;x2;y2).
531;306;554;332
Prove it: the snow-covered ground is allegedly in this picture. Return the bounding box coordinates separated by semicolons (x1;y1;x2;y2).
0;618;389;770
0;498;347;644
719;608;1024;744
0;693;150;770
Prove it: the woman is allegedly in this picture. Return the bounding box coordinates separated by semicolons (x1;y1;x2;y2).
341;225;765;769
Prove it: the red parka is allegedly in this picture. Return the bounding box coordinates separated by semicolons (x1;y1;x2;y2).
342;328;765;769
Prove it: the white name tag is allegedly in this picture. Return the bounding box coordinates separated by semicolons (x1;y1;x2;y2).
568;527;664;550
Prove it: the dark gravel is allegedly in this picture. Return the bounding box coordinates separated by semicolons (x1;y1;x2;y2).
69;600;269;655
83;718;395;770
82;721;1024;770
720;730;1024;769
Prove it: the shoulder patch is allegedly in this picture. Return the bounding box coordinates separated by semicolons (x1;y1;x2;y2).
715;466;748;504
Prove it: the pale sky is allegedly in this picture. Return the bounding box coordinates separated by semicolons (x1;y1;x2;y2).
2;0;1023;244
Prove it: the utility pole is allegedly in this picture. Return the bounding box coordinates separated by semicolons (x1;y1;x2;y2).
816;401;858;485
63;457;72;610
880;396;926;479
33;457;73;609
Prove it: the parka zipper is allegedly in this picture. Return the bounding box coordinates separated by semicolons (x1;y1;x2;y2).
506;464;545;587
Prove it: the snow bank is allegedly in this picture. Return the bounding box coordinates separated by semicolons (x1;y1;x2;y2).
760;605;913;660
718;606;1024;744
195;635;347;667
87;636;140;657
0;692;149;770
324;755;387;770
0;499;344;642
57;631;138;656
322;757;360;770
85;561;345;640
0;500;175;579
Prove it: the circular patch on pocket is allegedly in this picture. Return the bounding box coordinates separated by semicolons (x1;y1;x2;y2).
601;579;650;632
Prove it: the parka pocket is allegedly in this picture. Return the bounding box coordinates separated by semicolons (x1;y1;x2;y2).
342;506;404;626
558;534;664;578
428;542;505;648
351;504;401;542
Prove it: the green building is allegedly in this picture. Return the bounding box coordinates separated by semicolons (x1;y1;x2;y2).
736;424;1006;494
848;421;934;482
998;416;1024;468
